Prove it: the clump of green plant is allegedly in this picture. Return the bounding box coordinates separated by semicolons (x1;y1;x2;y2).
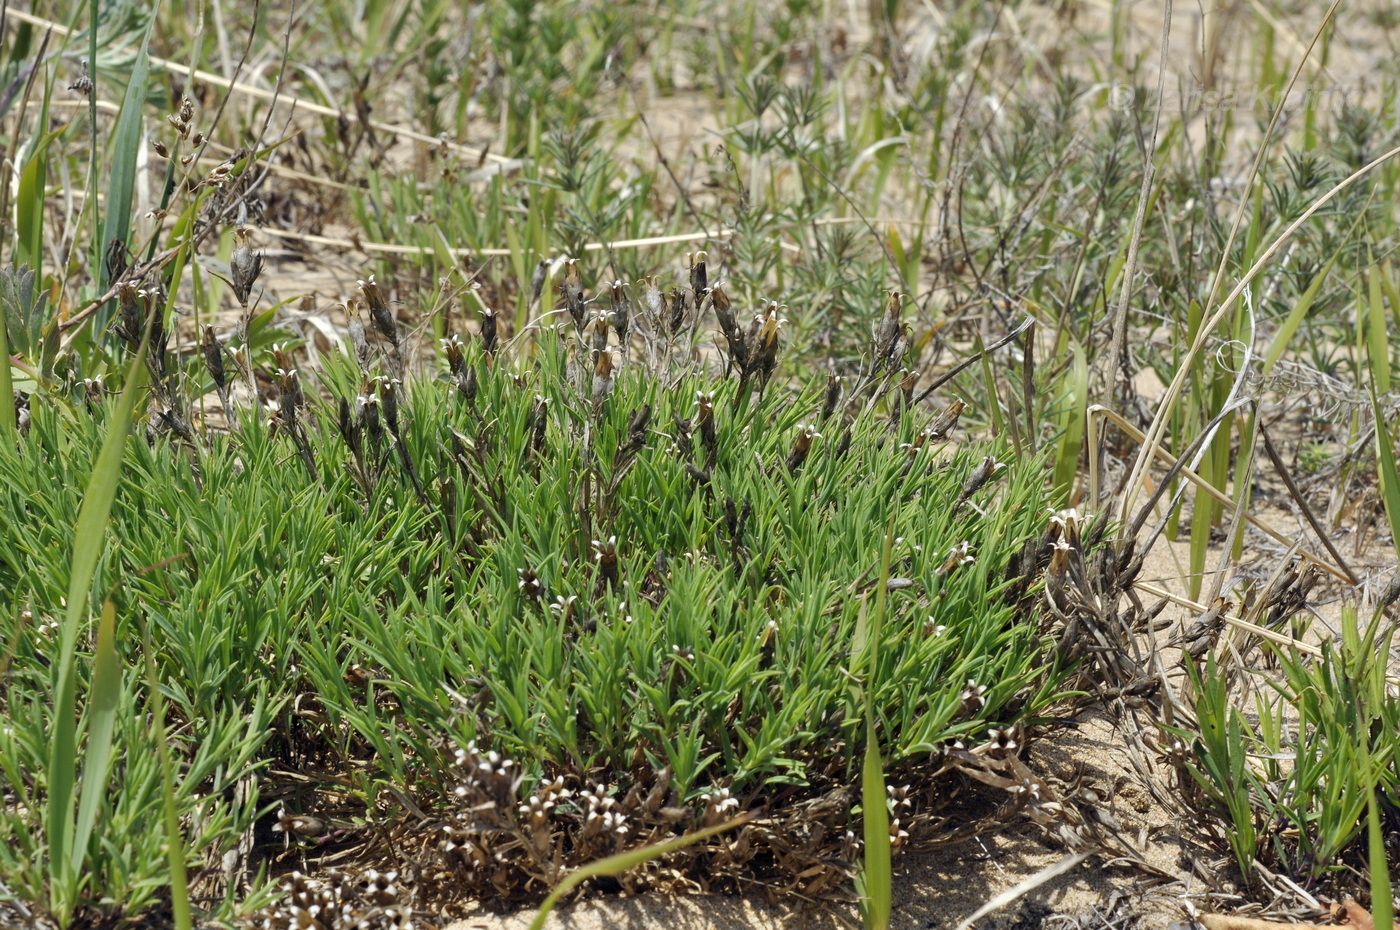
0;256;1083;925
1171;601;1399;895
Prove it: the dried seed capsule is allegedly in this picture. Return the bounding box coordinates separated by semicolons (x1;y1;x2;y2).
688;250;708;300
667;288;687;335
609;280;630;344
821;373;843;420
229;227;263;307
873;290;903;369
787;423;821;471
925;398;965;441
357;275;397;345
588;311;610;355
201;325;226;389
481;307;498;356
561;259;585;329
530;258;549;306
592;350;615;402
639;275;663;326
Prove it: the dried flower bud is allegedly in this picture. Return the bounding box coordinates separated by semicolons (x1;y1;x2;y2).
592;350;615;402
441;333;466;376
481;307;498;356
358;275;397;345
688;250;708;299
898;368;919;404
958;456;1005;503
588;311;611;355
517;567;545;599
153;140;170;159
346;299;372;369
561;259;585;329
873;290;904;367
115;282;143;346
201;325;226;389
667;288;687;335
592;535;619;588
610;279;630;343
695;391;717;461
640;275;664;325
377;376;403;436
787;423;821;471
530;258;549;306
229;227;263;307
926;398;965;441
819;373;843;420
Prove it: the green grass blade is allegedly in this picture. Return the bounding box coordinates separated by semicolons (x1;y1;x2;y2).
528;818;745;930
142;620;192;930
99;20;155;289
1368;782;1394;930
46;337;149;918
0;291;12;437
1367;265;1391;395
16;128;63;271
70;599;120;873
859;518;896;930
1052;342;1088;496
1366;313;1400;564
861;711;892;930
1260;254;1335;377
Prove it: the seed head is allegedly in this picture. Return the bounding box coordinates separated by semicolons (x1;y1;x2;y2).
201;325;226;389
561;259;585;329
588;311;611;355
926;398;965;441
688;250;708;299
609;279;631;343
357;275;397;345
480;307;498;356
592;350;615;402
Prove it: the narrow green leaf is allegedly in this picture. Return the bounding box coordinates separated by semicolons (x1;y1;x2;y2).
1261;254;1335;377
16;129;64;271
46;335;149;917
528;818;745;930
1367;783;1394;930
0;290;12;437
71;598;120;872
861;712;892;930
142;620;192;930
1052;342;1088;495
1367;265;1391;395
99;18;155;287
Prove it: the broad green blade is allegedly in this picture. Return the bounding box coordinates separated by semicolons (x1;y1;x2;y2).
71;599;121;872
46;335;149;915
1368;785;1394;930
861;712;892;930
99;19;154;289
